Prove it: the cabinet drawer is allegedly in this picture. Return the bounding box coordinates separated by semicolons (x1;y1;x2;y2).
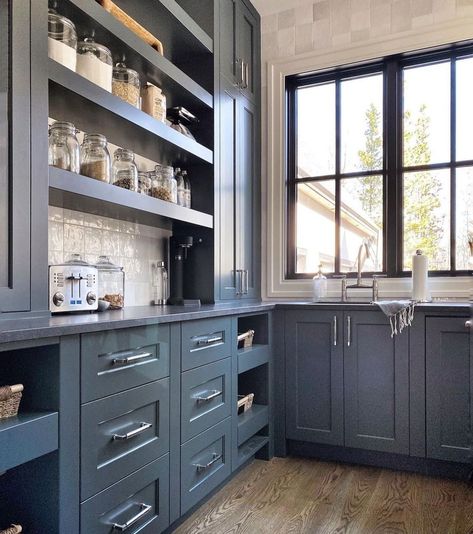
181;418;231;514
81;379;170;500
80;454;169;534
181;317;232;371
81;325;170;403
181;358;232;442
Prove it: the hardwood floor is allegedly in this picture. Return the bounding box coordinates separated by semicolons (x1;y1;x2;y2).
173;457;473;534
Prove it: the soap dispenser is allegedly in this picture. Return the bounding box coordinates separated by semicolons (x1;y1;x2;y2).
312;264;327;302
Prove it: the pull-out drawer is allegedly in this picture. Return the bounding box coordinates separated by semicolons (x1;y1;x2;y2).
181;418;231;514
81;325;170;403
181;358;232;442
81;379;170;500
181;317;232;371
81;454;169;534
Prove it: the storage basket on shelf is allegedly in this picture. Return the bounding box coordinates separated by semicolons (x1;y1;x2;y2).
237;393;254;415
237;329;255;349
0;384;24;420
0;525;23;534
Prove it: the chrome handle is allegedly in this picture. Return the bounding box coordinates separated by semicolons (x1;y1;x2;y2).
235;269;243;296
196;335;224;346
112;352;152;366
466;320;472;328
112;422;152;441
194;389;222;403
333;316;337;347
243;269;249;294
244;61;249;89
112;503;152;531
347;316;352;347
193;452;222;472
239;58;245;88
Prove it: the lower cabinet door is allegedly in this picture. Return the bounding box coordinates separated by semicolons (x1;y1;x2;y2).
426;316;472;463
81;379;170;500
80;454;169;534
181;418;231;514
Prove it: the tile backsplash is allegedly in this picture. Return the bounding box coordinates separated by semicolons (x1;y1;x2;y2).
48;206;171;306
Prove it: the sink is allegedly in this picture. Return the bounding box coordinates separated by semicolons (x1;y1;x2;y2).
316;297;374;304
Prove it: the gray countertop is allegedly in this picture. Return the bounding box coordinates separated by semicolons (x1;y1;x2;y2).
0;300;469;345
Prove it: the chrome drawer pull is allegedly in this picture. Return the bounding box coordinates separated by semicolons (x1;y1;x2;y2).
112;422;152;441
193;452;222;472
333;316;337;347
112;503;152;531
194;389;222;403
112;352;152;366
196;336;223;346
347;316;352;347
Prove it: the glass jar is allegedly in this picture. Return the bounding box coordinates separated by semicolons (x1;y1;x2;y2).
112;61;140;108
112;148;138;191
163;165;177;203
182;170;191;208
153;261;168;305
138;171;152;195
149;164;173;202
80;133;111;183
76;37;113;92
48;121;81;173
95;255;125;309
175;168;186;207
48;8;77;71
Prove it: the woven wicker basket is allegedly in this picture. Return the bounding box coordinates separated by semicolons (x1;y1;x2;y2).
237;393;254;415
0;525;23;534
237;330;255;349
0;385;23;420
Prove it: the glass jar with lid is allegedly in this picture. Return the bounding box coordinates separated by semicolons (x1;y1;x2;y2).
48;8;77;71
48;121;81;173
138;171;152;195
163;165;177;203
112;148;138;191
149;164;173;202
80;133;111;183
112;61;140;108
182;170;191;208
76;36;113;92
95;255;125;309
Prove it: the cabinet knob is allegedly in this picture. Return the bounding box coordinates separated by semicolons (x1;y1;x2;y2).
466;320;472;329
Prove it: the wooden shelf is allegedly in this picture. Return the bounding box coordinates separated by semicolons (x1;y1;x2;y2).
49;167;214;229
238;344;270;374
59;0;213;111
237;404;269;446
0;412;59;472
237;435;269;467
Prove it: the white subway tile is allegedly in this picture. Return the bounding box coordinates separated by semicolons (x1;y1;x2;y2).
63;209;84;226
63;224;85;254
48;206;63;222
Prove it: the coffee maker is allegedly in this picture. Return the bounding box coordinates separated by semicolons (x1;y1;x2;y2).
168;235;201;305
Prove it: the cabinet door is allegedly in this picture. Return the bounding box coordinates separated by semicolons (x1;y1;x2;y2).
0;0;30;312
285;311;344;445
237;1;259;103
426;317;471;463
219;0;238;86
344;311;409;454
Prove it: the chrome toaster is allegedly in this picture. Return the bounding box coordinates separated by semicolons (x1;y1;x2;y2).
49;254;98;313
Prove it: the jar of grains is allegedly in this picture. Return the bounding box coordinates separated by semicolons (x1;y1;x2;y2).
48;8;77;71
112;148;138;191
112;61;140;108
164;165;177;203
76;36;113;92
95;255;125;309
138;171;152;195
149;165;173;202
80;133;111;182
48;121;81;173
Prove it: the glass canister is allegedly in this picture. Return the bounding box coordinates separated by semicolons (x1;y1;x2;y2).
163;165;177;203
48;121;81;173
48;8;77;71
149;165;173;202
112;148;138;191
95;255;125;309
153;261;168;305
182;170;191;208
175;168;186;207
80;133;111;183
138;171;152;195
112;61;140;108
76;36;113;92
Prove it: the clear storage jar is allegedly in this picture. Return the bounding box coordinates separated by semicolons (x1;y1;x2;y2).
76;37;113;92
95;255;125;309
112;148;138;191
48;8;77;71
80;133;111;183
149;164;173;202
163;165;177;203
138;171;152;195
48;121;81;173
112;61;140;108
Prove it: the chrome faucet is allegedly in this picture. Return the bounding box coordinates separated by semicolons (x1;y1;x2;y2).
346;239;374;290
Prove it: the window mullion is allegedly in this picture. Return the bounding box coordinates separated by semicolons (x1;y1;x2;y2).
450;55;456;271
335;78;341;274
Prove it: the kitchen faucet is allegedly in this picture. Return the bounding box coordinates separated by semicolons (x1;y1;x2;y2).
341;238;381;301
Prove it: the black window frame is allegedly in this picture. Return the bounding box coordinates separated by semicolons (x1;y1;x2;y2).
286;43;473;279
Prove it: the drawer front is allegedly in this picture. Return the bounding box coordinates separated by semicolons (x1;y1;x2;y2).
181;358;232;442
81;325;170;403
181;317;232;371
81;454;169;534
181;418;231;514
81;379;170;500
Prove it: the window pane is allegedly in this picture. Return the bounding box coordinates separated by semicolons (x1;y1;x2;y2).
340;176;383;272
403;62;450;166
456;57;473;162
296;83;335;178
403;170;450;270
341;73;383;173
456;168;473;270
296;181;335;273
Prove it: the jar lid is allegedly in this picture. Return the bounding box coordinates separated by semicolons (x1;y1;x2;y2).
48;8;77;38
113;62;140;83
49;120;77;133
83;133;107;144
78;37;113;65
114;147;135;160
64;253;90;266
95;255;123;271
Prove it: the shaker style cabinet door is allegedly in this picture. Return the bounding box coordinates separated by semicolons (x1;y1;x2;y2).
236;1;259;103
426;316;472;463
219;0;238;86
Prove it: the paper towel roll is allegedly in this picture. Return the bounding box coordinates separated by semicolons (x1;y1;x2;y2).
412;250;430;301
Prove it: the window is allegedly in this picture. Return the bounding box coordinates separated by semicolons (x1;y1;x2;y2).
286;45;473;277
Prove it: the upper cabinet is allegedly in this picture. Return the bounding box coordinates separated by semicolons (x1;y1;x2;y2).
0;0;31;312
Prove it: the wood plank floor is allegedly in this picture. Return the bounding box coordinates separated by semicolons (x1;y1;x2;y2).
173;457;473;534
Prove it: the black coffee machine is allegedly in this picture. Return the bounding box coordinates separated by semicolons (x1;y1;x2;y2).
168;235;201;305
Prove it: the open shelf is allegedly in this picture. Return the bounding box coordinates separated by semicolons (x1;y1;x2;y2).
49;60;213;165
58;0;213;110
49;167;214;229
237;404;269;446
237;435;269;467
238;344;270;374
0;412;59;472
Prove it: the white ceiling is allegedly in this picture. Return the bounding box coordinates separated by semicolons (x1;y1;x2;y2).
252;0;310;16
